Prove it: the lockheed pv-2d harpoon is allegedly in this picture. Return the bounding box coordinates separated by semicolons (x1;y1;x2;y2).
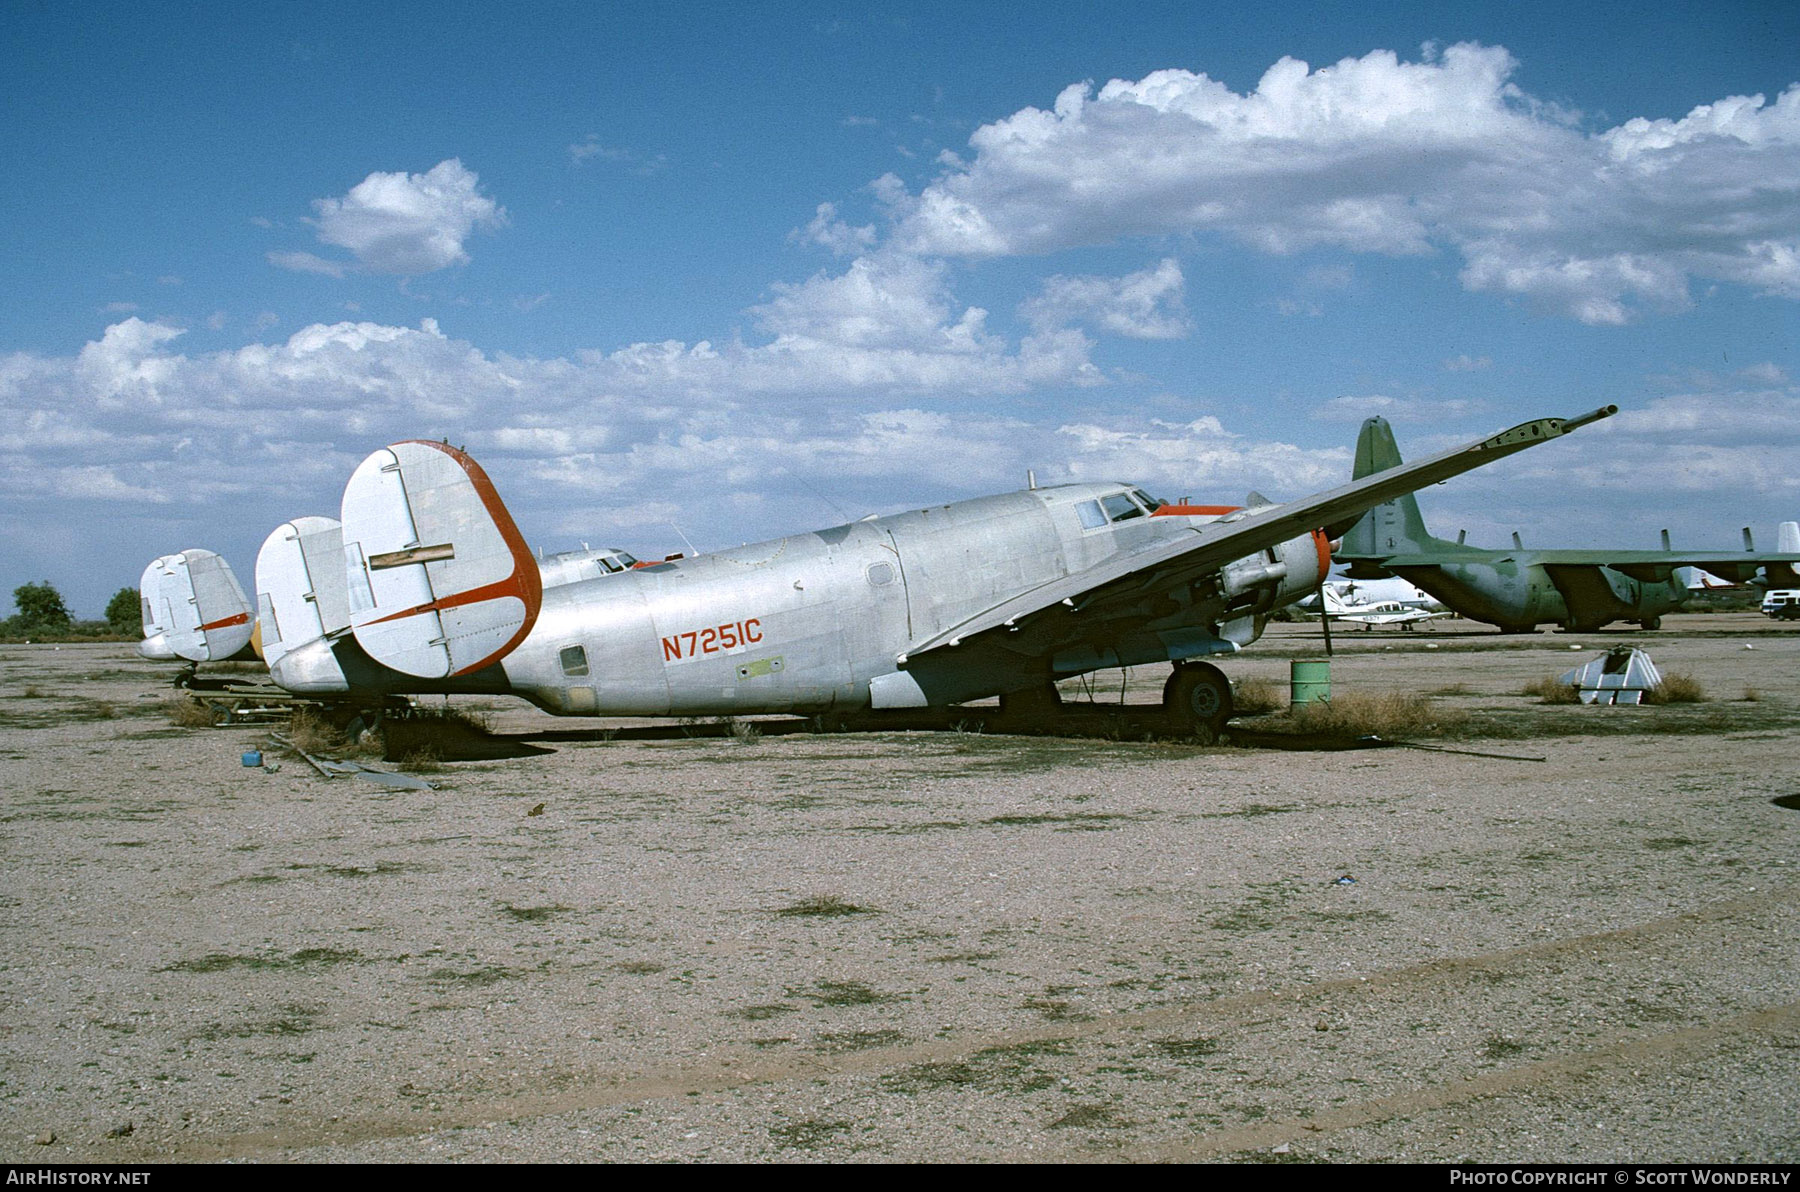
140;406;1616;736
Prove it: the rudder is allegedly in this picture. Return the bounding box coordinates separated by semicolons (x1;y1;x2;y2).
1336;416;1439;560
138;549;254;662
340;440;542;679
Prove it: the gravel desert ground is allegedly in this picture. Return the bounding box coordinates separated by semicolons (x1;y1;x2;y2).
2;613;1797;1163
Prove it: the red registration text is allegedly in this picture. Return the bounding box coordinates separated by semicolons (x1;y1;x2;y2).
662;618;763;661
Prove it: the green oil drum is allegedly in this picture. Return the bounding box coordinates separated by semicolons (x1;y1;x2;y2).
1290;659;1332;706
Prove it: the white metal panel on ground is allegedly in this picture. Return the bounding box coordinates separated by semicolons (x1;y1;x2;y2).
138;549;253;662
254;516;347;668
1561;646;1664;705
340;440;541;678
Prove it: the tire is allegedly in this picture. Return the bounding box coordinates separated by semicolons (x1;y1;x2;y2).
1639;616;1662;630
1163;662;1233;737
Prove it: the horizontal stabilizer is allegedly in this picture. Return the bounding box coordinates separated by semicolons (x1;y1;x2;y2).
139;549;254;662
254;516;349;669
340;440;541;679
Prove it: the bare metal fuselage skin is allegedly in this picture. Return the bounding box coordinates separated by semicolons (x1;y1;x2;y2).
414;483;1318;717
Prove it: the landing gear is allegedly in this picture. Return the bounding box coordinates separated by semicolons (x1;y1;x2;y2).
1639;616;1662;630
1163;661;1233;739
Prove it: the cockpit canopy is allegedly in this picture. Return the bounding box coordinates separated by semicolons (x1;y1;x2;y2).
537;546;640;588
1076;488;1162;529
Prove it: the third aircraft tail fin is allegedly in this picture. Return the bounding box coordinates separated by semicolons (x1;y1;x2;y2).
1335;416;1447;563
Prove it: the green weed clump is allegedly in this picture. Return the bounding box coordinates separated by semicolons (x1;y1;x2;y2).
776;895;874;918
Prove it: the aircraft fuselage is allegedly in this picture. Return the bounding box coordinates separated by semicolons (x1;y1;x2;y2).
497;483;1324;716
1384;557;1687;632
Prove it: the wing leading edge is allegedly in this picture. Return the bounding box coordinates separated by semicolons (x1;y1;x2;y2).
898;407;1617;664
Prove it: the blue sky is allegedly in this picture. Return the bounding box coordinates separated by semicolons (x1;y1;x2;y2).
3;0;1797;615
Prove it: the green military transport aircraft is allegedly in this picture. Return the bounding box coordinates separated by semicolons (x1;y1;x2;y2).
1335;417;1800;634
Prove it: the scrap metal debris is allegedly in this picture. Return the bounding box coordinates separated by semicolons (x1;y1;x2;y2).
1560;646;1662;705
266;732;436;790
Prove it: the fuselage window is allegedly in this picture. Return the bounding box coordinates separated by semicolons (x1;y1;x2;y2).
867;561;896;586
559;644;589;677
1077;500;1107;530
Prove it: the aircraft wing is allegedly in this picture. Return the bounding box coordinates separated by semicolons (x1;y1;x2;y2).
899;407;1615;662
1375;549;1800;586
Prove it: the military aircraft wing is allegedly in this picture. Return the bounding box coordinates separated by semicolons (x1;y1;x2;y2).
899;406;1616;660
1371;548;1800;586
1541;550;1799;586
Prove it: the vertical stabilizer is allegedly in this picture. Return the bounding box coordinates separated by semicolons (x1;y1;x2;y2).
254;516;349;669
1336;417;1441;559
138;549;254;662
340;440;542;679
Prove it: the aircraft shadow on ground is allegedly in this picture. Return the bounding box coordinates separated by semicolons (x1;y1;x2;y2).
496;705;1389;752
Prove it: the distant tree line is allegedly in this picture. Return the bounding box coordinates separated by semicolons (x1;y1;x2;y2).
1;581;141;640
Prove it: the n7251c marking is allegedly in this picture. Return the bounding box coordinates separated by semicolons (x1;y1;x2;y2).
662;619;763;661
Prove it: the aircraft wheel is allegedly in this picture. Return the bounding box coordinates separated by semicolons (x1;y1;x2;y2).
1639;616;1662;630
1163;662;1234;738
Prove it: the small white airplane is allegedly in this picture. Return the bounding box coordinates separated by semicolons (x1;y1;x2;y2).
139;406;1615;735
1304;583;1453;630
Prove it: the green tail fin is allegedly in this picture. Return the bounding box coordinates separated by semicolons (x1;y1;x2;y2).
1337;416;1440;560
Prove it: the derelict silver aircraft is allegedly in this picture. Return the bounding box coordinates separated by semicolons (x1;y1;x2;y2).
140;405;1616;735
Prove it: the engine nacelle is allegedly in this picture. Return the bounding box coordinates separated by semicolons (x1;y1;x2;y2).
1219;530;1331;612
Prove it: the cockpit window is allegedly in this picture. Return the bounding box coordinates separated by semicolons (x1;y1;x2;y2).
1076;499;1107;530
1100;492;1145;523
1131;489;1162;512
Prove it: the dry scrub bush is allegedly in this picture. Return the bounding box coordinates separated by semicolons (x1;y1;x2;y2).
398;745;444;773
1287;691;1465;737
1643;672;1706;704
285;707;348;753
1231;677;1284;716
1521;675;1581;704
165;696;218;728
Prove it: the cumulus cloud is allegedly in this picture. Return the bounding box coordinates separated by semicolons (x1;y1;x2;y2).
1311;395;1485;423
876;44;1800;324
274;159;507;276
8;313;1799;610
797;202;877;256
1055;417;1347;498
1442;354;1492;372
0;315;1344;601
1020;258;1189;339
